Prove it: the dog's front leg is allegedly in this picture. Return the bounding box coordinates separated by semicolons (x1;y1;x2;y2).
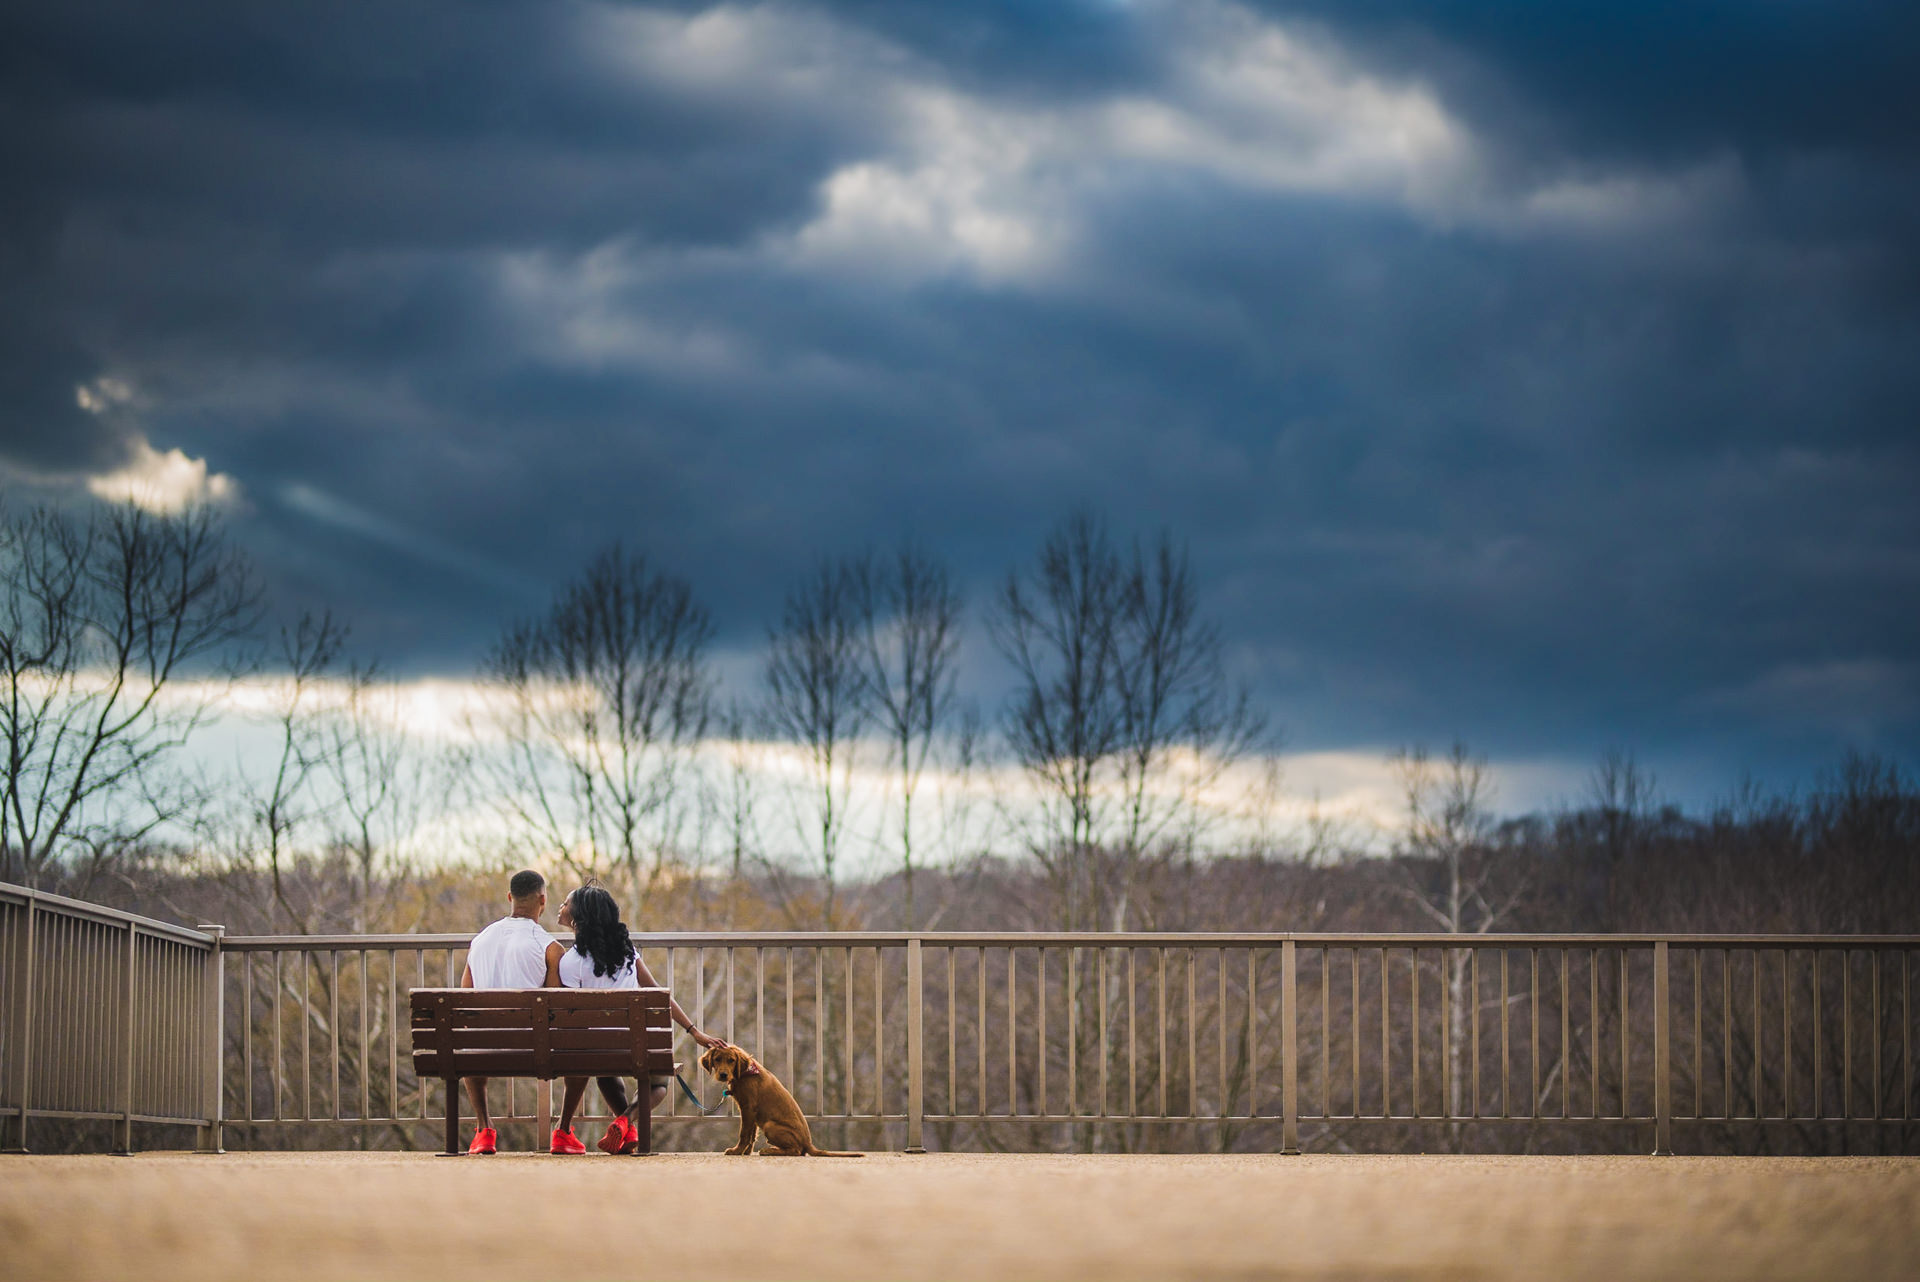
725;1105;756;1156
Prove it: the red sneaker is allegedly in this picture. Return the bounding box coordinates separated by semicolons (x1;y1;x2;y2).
597;1118;628;1155
550;1127;587;1155
616;1115;641;1155
467;1127;497;1156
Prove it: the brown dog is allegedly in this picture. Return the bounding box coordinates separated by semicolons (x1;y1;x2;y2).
698;1044;862;1157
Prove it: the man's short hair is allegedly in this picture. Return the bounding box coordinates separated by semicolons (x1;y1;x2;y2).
508;869;546;900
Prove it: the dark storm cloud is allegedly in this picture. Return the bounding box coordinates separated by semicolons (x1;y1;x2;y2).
1;0;1916;797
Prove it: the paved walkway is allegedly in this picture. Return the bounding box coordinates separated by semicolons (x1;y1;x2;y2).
3;1150;1916;1280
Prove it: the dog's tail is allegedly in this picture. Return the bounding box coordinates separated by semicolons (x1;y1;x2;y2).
803;1144;864;1157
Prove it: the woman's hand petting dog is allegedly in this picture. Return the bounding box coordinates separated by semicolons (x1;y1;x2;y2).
697;1044;862;1157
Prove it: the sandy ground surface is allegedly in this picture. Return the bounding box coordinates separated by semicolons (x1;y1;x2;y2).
2;1150;1916;1282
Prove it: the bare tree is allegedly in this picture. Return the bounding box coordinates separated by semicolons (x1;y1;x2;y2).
989;513;1128;930
764;559;867;929
1110;531;1265;927
0;501;259;888
1385;741;1525;1133
246;610;347;931
323;661;440;928
855;541;962;929
474;544;713;913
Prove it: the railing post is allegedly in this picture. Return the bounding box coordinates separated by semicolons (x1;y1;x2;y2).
1281;938;1299;1154
198;925;226;1153
1652;939;1671;1156
118;919;138;1155
6;893;35;1152
1643;936;1674;1159
905;938;925;1153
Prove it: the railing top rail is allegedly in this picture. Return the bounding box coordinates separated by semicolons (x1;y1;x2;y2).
0;880;215;947
217;929;1920;951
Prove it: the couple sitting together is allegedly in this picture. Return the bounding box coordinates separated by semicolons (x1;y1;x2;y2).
460;868;725;1155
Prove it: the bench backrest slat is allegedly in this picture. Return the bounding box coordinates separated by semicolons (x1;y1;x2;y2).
409;988;673;1080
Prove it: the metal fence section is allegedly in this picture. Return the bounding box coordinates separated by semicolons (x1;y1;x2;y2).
3;887;1915;1155
1;883;221;1152
212;929;1919;1153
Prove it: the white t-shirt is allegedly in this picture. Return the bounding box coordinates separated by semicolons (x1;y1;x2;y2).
466;915;553;988
559;946;638;990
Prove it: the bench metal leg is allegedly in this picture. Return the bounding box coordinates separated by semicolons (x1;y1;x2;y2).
633;1090;652;1156
444;1079;460;1156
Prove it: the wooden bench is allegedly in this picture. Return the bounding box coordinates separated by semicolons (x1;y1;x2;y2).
410;987;675;1155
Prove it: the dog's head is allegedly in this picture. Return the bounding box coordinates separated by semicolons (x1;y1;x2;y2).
699;1043;760;1087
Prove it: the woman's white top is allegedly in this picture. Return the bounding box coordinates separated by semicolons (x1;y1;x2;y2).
559;945;638;990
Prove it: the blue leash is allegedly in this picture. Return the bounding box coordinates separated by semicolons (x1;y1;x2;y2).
675;1073;730;1115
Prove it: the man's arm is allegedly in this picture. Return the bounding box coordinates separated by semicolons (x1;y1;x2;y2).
632;954;723;1048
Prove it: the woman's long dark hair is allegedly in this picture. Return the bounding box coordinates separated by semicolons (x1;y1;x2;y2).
568;883;636;979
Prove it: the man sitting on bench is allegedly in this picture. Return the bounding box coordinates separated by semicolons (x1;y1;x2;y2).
458;868;565;1154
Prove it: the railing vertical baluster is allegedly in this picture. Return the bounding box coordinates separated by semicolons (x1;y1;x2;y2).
1218;950;1228;1118
946;949;956;1114
1728;951;1743;1120
1441;947;1452;1120
1812;950;1822;1119
1156;949;1167;1118
1752;950;1762;1118
905;938;923;1153
1186;949;1196;1118
1251;950;1261;1119
757;947;766;1077
1471;948;1481;1119
1379;949;1389;1118
1529;949;1539;1119
1653;940;1671;1155
728;946;738;1049
1349;950;1359;1118
1134;950;1143;1118
6;896;33;1151
330;951;341;1121
1280;938;1298;1154
1500;949;1511;1119
1693;951;1703;1119
1620;949;1630;1119
1411;949;1421;1119
844;947;855;1117
358;950;369;1139
786;948;796;1092
1590;950;1600;1119
1560;950;1570;1119
243;951;255;1134
977;948;986;1118
874;947;884;1119
1039;948;1049;1116
1067;948;1078;1118
1843;949;1852;1120
1008;948;1018;1117
1098;946;1108;1118
1871;949;1881;1120
118;920;137;1153
1321;949;1331;1117
274;951;285;1122
813;949;824;1115
1783;950;1793;1118
388;950;398;1125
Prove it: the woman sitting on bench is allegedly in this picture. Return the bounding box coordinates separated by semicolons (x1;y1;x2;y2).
549;882;724;1154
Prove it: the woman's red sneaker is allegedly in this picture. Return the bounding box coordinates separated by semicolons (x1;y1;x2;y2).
550;1127;587;1155
596;1119;628;1155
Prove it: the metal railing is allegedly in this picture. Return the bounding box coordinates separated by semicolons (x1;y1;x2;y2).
3;886;1915;1155
2;883;221;1152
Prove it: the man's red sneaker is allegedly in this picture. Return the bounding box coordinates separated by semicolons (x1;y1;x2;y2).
467;1127;497;1156
550;1127;587;1155
596;1117;630;1155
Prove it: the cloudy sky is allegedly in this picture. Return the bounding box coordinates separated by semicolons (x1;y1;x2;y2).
5;0;1917;811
